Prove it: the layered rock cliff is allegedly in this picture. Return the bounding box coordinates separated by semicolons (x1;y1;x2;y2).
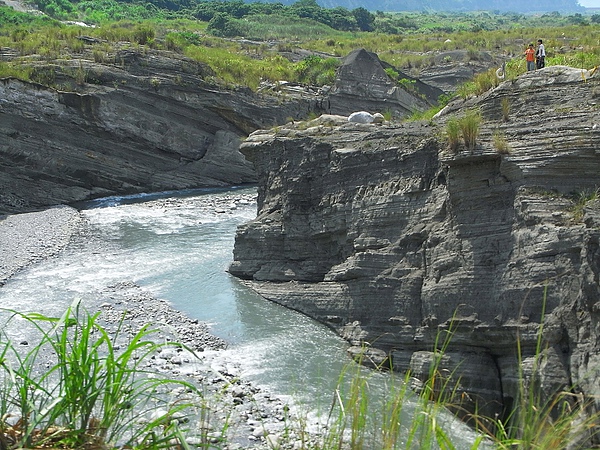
0;49;309;214
0;46;446;215
229;66;600;426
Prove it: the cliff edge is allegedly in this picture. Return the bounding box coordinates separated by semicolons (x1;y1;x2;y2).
229;65;600;427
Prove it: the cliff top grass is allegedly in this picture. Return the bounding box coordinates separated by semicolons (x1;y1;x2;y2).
2;2;600;93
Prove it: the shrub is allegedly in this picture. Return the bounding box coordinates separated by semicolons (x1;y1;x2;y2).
295;55;339;86
132;23;155;45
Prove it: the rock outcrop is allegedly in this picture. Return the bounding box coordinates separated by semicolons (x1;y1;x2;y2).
0;49;311;214
324;48;444;116
0;46;449;215
229;66;600;428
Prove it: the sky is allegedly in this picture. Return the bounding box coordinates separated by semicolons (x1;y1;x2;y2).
579;0;600;7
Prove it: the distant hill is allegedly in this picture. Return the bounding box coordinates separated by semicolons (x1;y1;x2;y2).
255;0;585;13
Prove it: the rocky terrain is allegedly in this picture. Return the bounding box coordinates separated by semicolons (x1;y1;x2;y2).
7;20;590;441
229;65;600;435
0;34;501;215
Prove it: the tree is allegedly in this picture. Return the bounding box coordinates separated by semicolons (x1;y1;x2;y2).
352;7;374;31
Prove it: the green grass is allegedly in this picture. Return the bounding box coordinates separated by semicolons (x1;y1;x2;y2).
460;110;481;150
0;294;598;449
0;300;208;449
3;6;600;93
446;117;462;153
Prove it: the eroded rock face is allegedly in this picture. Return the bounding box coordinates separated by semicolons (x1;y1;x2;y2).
325;48;444;117
230;66;600;426
0;49;322;214
0;47;446;215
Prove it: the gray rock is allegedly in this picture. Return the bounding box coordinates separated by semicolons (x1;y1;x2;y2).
0;49;317;214
229;66;600;436
325;48;443;118
0;47;448;215
348;111;376;123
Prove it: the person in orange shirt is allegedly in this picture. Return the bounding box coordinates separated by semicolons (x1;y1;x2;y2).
525;43;536;71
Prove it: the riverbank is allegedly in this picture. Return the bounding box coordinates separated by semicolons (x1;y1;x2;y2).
0;201;319;449
0;206;84;286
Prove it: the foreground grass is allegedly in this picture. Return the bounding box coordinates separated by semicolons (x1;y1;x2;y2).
0;300;210;449
0;299;597;449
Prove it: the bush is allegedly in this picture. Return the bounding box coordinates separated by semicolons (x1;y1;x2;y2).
295;55;340;86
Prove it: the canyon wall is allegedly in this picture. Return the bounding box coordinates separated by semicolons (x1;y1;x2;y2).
0;49;317;214
0;47;442;215
230;66;600;424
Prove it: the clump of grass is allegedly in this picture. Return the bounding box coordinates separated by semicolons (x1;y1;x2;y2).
493;130;511;154
0;300;206;449
444;110;481;153
446;117;461;153
501;97;510;122
460;110;481;150
570;187;600;222
0;62;33;82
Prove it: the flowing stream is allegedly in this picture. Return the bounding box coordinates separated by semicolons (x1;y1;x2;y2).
0;187;484;448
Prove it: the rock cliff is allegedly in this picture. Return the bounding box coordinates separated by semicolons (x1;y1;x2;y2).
0;47;445;215
0;49;310;214
229;66;600;427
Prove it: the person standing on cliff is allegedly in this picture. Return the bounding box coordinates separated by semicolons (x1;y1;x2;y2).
525;43;536;71
536;39;546;69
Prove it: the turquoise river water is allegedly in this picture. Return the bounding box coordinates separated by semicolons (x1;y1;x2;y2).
0;187;485;449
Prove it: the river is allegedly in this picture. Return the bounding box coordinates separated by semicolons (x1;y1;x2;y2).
0;187;485;449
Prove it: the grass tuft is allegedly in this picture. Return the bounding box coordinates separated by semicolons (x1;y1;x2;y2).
0;299;206;449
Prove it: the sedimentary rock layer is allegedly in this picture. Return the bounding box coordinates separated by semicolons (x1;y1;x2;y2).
0;49;317;214
230;66;600;423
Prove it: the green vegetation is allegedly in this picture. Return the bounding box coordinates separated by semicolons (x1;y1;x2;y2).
2;1;600;95
570;187;600;221
461;110;481;150
2;2;600;448
2;299;597;449
445;110;481;151
492;130;511;154
0;300;211;449
446;117;461;153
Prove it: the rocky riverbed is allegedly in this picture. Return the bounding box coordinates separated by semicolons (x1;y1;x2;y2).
0;194;322;450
